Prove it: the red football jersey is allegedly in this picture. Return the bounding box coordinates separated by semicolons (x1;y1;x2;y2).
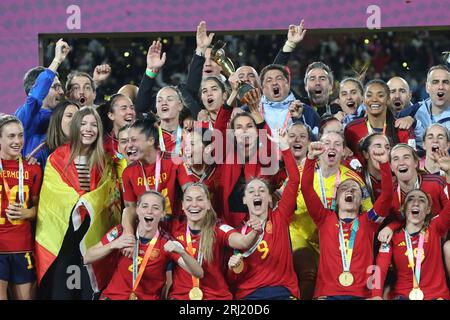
393;174;448;216
301;158;393;298
0;159;42;252
122;153;194;216
177;163;223;214
229;149;300;299
168;221;237;300
100;225;176;300
374;196;450;299
344;117;415;165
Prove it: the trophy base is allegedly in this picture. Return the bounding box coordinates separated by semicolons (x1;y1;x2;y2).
237;83;255;102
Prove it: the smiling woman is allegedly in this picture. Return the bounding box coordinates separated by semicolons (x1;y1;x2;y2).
0;115;42;300
35;107;122;300
83;190;203;300
374;184;450;300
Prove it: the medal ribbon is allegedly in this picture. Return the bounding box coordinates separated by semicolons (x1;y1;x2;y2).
405;230;425;289
0;157;24;205
366;119;386;135
397;177;420;205
139;151;161;191
338;218;359;272
186;225;203;289
132;229;160;294
159;126;182;155
317;167;341;210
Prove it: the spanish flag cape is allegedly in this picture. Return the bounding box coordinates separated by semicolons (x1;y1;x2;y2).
35;144;121;292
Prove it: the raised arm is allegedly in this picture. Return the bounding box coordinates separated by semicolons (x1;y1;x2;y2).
135;41;166;114
16;39;70;130
370;149;394;220
301;142;329;227
273;19;306;66
268;129;300;223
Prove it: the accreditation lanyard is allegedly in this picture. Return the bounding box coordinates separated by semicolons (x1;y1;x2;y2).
132;230;160;293
259;103;291;130
317;167;341;210
404;230;425;289
338;218;359;273
159;126;182;155
139;152;161;191
186;225;204;289
0;157;24;205
396;178;420;205
366;120;386;135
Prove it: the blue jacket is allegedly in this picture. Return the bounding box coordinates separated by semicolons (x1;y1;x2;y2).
15;69;55;157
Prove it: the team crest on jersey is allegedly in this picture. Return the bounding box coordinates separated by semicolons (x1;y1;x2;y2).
150;249;161;260
265;221;273;234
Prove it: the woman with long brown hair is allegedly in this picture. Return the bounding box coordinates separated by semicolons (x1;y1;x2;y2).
35;106;121;300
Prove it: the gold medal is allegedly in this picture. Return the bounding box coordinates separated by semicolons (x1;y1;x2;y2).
338;272;354;287
129;292;138;300
409;288;424;300
232;260;244;274
189;287;203;300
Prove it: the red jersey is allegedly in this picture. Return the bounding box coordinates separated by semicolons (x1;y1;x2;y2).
393;174;448;216
213;106;283;227
228;149;300;299
374;195;450;300
344;117;415;165
122;152;193;216
301;158;394;298
100;225;176;300
178;163;222;213
160;128;183;155
169;221;237;300
0;159;42;253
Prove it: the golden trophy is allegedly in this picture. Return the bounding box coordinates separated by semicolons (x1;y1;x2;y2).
211;40;254;102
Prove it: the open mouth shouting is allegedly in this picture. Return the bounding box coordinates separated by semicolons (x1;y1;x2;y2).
292;143;303;154
437;91;445;99
344;193;354;203
411;207;421;216
272;86;281;98
327;151;337;162
431;144;440;152
253;198;263;211
143;215;154;224
397;165;409;175
346;101;356;111
126;147;139;161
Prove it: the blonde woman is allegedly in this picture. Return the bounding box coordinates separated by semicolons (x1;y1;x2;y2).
168;183;262;300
